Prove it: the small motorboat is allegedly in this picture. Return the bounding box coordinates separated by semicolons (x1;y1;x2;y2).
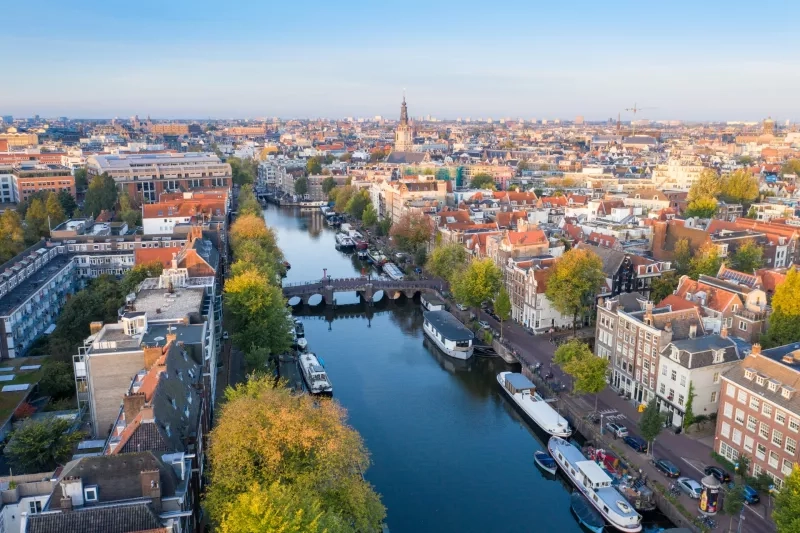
533;450;557;475
296;338;308;352
570;491;605;533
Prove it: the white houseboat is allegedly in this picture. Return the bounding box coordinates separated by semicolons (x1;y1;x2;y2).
422;310;474;360
497;372;572;437
298;353;333;395
548;436;642;533
421;294;446;312
383;262;405;281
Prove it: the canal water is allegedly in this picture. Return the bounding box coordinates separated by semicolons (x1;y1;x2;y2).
265;205;656;533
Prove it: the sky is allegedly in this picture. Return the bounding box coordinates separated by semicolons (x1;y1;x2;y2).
4;0;800;121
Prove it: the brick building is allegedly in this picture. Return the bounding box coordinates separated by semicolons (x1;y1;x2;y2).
11;164;75;202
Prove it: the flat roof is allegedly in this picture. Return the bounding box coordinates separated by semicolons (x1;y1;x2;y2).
423;310;473;342
0;255;73;317
506;373;534;391
131;286;206;321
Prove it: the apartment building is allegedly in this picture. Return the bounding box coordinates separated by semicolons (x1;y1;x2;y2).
576;242;672;301
11;164;75;202
257;160;287;188
141;197;226;235
715;343;800;490
377;177;447;223
0;471;55;533
307;175;348;201
0;166;14;203
652;157;705;191
503;257;573;332
86;153;231;202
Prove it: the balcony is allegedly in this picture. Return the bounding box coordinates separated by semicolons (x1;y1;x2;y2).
735;308;769;322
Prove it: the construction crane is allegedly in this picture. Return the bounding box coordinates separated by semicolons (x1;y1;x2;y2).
624;103;657;135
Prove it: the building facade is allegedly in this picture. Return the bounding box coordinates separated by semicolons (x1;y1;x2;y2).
11;164;75;202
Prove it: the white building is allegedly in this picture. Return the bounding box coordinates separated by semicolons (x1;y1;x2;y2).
652;157;706;191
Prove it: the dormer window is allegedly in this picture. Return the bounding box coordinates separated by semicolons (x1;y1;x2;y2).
769;380;780;393
782;386;795;400
671;346;679;361
744;368;755;380
714;350;725;364
84;486;98;502
756;375;766;386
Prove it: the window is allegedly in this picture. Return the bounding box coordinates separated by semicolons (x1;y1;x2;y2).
750;396;760;410
763;403;773;417
769;381;779;393
756;375;766;386
786;437;797;455
738;390;747;404
739;321;748;331
790;418;800;432
724;403;733;418
671;370;677;381
744;435;754;453
747;415;757;432
726;384;735;398
735;409;745;424
719;441;738;461
744;369;755;380
777;411;787;425
713;372;720;384
84;486;98;502
680;375;686;387
769;451;779;468
721;422;731;438
659;384;665;394
756;443;767;460
773;429;783;447
710;391;717;403
783;459;794;476
760;422;770;440
29;500;42;514
662;366;667;376
678;394;685;406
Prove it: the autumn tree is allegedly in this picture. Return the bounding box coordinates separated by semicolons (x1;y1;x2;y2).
545;248;605;334
390;211;434;253
649;271;678;303
83;173;118;217
0;209;25;262
426;243;469;285
761;266;800;348
306;157;322;175
673;238;692;276
494;287;512;338
24;198;49;241
688;168;721;201
554;340;608;410
230;214;282;261
689;243;722;280
332;185;356;213
294;176;309;197
729;240;764;273
780;159;800;177
4;418;83;473
470;173;496;190
361;203;378;228
237;186;263;218
452;258;502;309
346;190;370;220
684;196;718;218
45;192;66;228
321;176;337;195
774;465;800;532
205;376;385;531
720;169;759;207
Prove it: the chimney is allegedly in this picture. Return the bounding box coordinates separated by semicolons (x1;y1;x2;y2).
60;497;73;512
143;346;163;370
664;321;672;333
140;469;162;513
123;392;146;424
689;325;697;338
645;301;654;314
751;343;761;356
89;321;104;335
171;252;178;270
720;325;728;339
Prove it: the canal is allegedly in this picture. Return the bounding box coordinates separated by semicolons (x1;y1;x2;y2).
265;205;656;533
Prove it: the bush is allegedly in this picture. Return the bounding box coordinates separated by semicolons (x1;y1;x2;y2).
13;403;35;421
38;361;75;401
711;451;736;472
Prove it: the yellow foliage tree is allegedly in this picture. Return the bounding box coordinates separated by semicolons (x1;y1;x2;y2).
230;214;281;259
720;169;759;206
687;168;721;202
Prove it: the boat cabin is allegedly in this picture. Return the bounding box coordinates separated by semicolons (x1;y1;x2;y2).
421;294;446;312
503;373;536;398
308;364;328;382
576;460;612;490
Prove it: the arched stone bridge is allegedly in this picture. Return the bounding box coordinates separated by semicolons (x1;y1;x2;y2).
283;277;443;305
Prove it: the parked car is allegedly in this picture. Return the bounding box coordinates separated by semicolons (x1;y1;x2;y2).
606;422;628;438
456;303;468;311
478;320;490;330
704;466;731;483
654;458;681;478
222;331;229;340
743;485;760;504
623;435;647;453
677;477;703;499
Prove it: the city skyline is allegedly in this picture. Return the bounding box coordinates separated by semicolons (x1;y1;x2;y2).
5;0;800;121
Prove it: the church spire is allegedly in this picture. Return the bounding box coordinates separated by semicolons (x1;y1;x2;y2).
400;94;408;125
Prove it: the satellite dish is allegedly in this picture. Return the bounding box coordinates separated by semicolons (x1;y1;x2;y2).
153;336;165;342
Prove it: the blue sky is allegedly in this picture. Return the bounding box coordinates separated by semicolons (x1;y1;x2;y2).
5;0;800;121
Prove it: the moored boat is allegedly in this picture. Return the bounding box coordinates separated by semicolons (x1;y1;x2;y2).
366;249;388;266
294;318;305;338
534;450;557;475
298;352;333;395
570;491;606;533
497;372;572;437
549;436;642;532
296;337;308;352
335;232;356;249
421;293;446;312
383;262;405;281
422;310;474;360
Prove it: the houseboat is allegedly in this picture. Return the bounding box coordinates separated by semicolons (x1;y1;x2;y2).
383;262;405;281
298;353;333;395
497;372;572;437
366;249;388;267
422;310;474;360
421;294;446;312
335;232;356;249
548;436;643;533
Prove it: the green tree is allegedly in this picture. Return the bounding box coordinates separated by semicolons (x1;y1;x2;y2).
369;149;386;162
306;157;322;175
321;176;337;195
673;238;692;276
120;261;164;296
452;258;502;309
229;157;257;186
689;243;722;280
38;360;76;401
4;418;83;473
426;243;469;285
688;168;721;202
44;193;64;229
83;173;118;217
332;185;356;213
746;206;757;219
294;176;309;197
73;167;88;190
721;169;760;207
729;240;764;272
722;484;746;533
57;191;78;218
339;153;352;163
544;248;605;335
649;271;678;303
737;155;753;166
377;218;392;236
494;287;512;338
774;466;800;532
24;198;49;241
638;398;665;455
554;340;608;410
390;211;433;253
683;381;696;430
761;267;800;347
684;196;718;218
205;376;385;531
362;203;378;228
237;186;263;218
0;209;25;262
781;159;800;177
346;190;370;220
470;173;496;189
118;191;141;228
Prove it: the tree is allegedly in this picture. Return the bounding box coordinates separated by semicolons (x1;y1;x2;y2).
649;271;678;303
377;218;392;236
673;238;692;276
426;243;469;285
554;340;608;409
83;173;118;217
229;157;257;186
684;196;718;218
780;159;800;177
638;398;665;455
230;214;281;260
721;169;759;207
38;360;76;401
362;203;378;228
729;240;764;272
57;191;78;218
369;149;386;162
321;176;337;195
0;209;25;262
452;258;502;309
746;206;757;219
306;157;322;175
494;287;511;338
44;193;66;228
339;153;352;163
4;418;82;473
73;167;88;190
118;191;141;228
774;466;800;533
737;155;753;166
545;248;605;335
24;198;49;241
346;190;370;220
205;376;385;531
762;267;800;347
332;185;356;213
722;484;746;533
688;169;721;202
390;211;434;253
120;261;164;296
294;176;309;197
470;173;496;190
689;243;722;280
683;381;696;430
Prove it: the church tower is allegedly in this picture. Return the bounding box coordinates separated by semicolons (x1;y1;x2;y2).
394;96;413;152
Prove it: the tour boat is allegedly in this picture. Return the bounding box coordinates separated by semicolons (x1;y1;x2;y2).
422;310;474;360
534;450;557;475
298;352;333;395
548;436;642;533
570;491;606;533
382;262;405;281
497;372;572;437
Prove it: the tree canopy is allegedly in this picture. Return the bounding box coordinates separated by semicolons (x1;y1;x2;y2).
689;243;722;280
774;465;800;533
331;185;356;213
781;159;800;177
426;243;469;285
649;271;678;303
346;190;370;220
544;248;604;333
554;340;608;409
4;418;83;473
237;186;263;218
306;157;323;175
470;173;496;190
361;203;378;228
684;196;718;218
728;240;764;273
321;176;337;195
390;211;434;253
494;287;511;337
294;176;309;197
0;210;25;263
205;376;385;531
720;169;759;206
638;398;665;453
452;258;502;309
673;238;692;276
687;169;721;202
229;157;257;186
761;267;800;348
84;173;118;217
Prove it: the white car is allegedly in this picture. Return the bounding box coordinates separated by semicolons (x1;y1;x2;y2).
456;303;468;311
478;320;490;330
222;331;229;340
605;422;628;438
677;477;703;499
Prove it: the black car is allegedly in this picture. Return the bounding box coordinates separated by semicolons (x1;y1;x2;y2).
654;458;680;477
704;466;731;483
623;435;648;453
